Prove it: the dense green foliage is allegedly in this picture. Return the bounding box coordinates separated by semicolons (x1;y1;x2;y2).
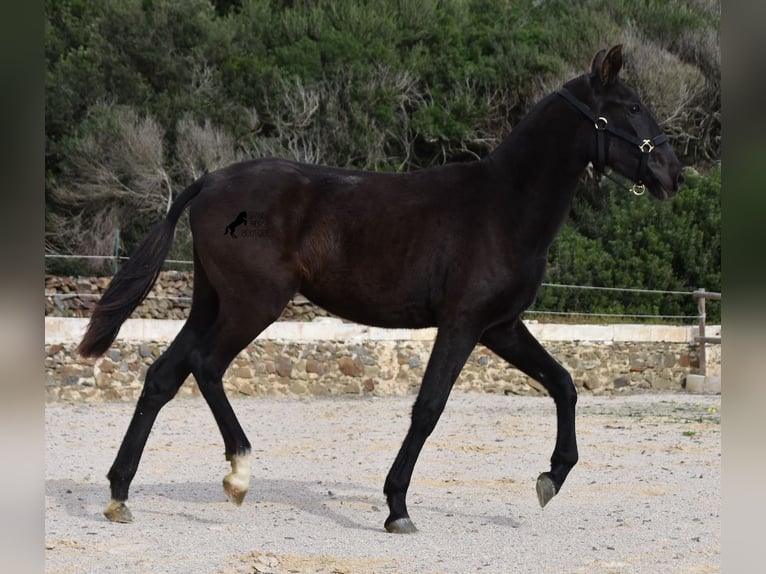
538;166;720;322
45;0;721;322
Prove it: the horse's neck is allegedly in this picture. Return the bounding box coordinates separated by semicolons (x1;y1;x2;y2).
484;90;591;254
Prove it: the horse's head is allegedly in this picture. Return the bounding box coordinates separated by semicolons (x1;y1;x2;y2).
561;45;684;199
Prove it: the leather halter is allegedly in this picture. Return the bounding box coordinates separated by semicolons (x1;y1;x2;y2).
557;87;669;195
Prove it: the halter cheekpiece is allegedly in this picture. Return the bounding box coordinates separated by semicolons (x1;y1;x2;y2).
557;87;669;196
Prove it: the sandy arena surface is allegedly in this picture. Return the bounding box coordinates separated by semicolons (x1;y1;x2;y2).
45;393;720;573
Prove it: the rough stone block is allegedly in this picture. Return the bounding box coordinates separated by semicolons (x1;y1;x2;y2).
703;375;721;394
338;356;364;377
232;367;253;379
98;359;117;373
613;377;630;389
289;381;308;395
305;359;320;373
685;374;705;393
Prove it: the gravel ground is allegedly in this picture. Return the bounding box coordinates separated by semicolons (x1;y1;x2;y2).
45;393;720;574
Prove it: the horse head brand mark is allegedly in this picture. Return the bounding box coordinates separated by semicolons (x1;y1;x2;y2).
224;211;269;239
77;46;683;533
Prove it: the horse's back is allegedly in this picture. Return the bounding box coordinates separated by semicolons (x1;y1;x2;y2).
292;161;496;327
188;157;497;327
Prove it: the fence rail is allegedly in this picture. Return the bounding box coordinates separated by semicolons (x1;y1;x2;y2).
44;253;194;266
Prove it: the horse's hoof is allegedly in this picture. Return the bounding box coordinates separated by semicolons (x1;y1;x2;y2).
104;499;133;523
536;472;558;508
223;453;251;506
385;517;418;534
223;475;248;506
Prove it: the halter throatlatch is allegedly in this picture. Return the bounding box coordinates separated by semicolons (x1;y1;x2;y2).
557;88;669;196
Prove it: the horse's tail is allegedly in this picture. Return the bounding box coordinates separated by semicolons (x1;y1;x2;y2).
77;176;207;358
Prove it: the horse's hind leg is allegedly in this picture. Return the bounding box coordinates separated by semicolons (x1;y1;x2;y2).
103;320;201;522
480;319;579;508
189;288;295;506
188;319;256;506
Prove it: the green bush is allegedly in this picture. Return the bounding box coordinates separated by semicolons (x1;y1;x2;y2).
537;166;721;323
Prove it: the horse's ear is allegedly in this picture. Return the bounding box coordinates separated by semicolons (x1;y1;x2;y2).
599;45;623;84
589;49;607;76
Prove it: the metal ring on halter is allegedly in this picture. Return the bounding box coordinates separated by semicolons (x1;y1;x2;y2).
631;183;646;196
595;117;608;131
639;140;654;153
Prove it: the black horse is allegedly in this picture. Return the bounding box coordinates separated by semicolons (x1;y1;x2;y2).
78;46;684;533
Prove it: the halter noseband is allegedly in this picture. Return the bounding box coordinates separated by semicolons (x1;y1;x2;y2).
557;87;669;196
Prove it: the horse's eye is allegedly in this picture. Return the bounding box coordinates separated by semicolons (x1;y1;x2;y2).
629;104;641;115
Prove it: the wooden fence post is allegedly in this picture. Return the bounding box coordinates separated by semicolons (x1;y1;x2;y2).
692;288;721;379
696;288;707;376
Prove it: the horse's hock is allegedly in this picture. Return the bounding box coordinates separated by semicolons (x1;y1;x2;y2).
45;317;721;402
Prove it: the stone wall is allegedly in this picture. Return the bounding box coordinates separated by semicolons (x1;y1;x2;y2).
45;272;330;321
45;317;720;403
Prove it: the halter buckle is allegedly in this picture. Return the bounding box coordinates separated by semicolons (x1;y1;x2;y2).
631;183;646;196
639;140;654;153
595;117;608;131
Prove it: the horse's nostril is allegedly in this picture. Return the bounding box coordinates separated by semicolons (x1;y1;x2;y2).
676;171;685;187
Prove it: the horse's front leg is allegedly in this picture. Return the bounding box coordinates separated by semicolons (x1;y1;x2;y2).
384;325;481;533
481;319;579;507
